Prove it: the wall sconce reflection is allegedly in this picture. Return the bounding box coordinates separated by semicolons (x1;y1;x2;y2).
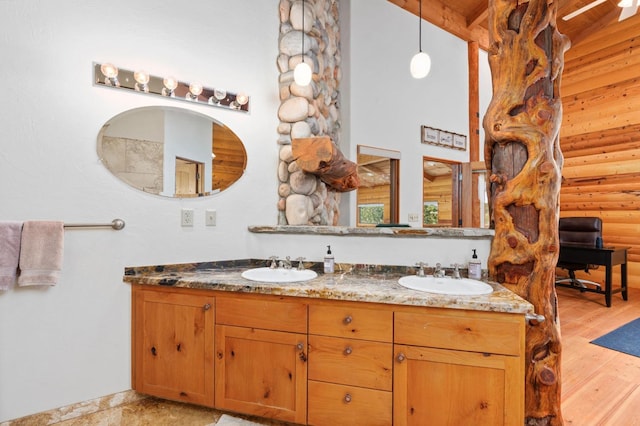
94;62;250;113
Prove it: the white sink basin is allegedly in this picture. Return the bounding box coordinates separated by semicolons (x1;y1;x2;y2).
241;267;318;283
398;275;493;296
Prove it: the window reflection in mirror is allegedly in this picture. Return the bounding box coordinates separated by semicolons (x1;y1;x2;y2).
97;106;246;198
356;146;400;227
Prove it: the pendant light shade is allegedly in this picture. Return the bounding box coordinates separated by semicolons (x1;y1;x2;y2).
410;0;431;79
294;61;312;86
410;52;431;79
293;0;312;86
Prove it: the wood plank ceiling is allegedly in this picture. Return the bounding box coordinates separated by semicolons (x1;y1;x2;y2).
387;0;636;50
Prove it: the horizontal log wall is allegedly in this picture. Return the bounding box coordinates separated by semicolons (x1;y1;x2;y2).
357;184;391;225
560;16;640;289
424;175;453;226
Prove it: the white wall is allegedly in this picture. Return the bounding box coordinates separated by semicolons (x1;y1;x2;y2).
0;0;280;421
0;0;492;421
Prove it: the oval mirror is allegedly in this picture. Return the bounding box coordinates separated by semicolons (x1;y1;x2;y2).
97;106;247;197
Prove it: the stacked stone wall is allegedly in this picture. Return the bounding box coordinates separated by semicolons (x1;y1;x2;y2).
276;0;342;225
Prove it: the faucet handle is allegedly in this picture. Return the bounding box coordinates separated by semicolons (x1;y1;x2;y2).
450;263;461;279
415;262;428;276
268;256;278;269
296;257;306;271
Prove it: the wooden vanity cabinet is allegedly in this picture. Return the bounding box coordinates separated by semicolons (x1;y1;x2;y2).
393;309;525;426
307;304;393;426
131;286;215;407
214;295;308;424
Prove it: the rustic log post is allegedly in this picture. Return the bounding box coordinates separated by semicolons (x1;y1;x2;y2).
292;136;360;192
484;1;570;424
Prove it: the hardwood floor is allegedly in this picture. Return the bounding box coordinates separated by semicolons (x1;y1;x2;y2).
558;285;640;425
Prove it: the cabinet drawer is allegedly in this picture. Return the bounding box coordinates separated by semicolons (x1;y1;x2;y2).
308;335;392;391
309;304;392;342
394;310;524;356
308;380;392;426
216;296;307;333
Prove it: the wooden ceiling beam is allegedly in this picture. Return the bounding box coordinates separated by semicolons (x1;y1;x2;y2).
387;0;490;50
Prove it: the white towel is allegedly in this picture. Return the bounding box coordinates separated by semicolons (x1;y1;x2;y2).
0;221;23;290
18;221;64;286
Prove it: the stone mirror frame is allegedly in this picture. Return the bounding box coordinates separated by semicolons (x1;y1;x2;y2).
97;106;247;198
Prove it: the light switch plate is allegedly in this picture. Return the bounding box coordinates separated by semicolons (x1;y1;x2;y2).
408;213;419;222
181;209;194;227
205;209;216;226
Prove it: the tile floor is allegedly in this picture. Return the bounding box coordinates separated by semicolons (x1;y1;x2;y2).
6;397;293;426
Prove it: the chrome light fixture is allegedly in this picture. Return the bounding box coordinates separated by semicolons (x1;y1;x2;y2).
410;0;431;79
93;63;250;112
293;0;312;86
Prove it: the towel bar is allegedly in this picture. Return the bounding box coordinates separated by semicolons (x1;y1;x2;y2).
63;219;125;230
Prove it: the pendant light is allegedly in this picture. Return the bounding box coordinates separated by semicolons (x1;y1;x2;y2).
293;0;312;86
410;0;431;79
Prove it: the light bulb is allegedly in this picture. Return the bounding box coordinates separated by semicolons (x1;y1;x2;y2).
236;92;249;106
410;51;431;79
134;70;149;85
209;88;227;105
294;62;312;86
100;63;118;79
189;83;203;96
134;70;150;93
163;76;178;91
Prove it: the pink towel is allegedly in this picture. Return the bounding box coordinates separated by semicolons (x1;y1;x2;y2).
0;221;23;290
18;221;64;287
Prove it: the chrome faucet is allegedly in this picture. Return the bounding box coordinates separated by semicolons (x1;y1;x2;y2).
434;263;445;278
268;256;278;269
279;256;292;270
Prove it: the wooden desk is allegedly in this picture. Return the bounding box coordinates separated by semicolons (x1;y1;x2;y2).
556;244;629;307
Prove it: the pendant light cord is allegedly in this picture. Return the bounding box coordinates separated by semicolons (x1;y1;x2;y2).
301;0;305;61
418;0;422;53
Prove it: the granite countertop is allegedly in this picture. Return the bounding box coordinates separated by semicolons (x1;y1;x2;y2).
123;259;533;314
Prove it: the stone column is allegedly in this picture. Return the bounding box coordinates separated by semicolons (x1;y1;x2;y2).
276;0;342;225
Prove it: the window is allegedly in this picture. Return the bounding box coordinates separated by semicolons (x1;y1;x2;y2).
358;203;384;225
423;201;439;225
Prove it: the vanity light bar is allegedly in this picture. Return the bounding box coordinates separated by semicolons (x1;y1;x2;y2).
93;62;249;113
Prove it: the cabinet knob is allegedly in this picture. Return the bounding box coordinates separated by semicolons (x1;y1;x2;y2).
297;342;304;351
343;346;353;356
203;303;211;311
396;353;406;363
343;315;353;325
344;393;352;403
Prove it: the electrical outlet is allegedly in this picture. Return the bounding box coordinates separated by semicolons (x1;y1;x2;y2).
408;213;420;222
205;209;216;226
181;209;194;227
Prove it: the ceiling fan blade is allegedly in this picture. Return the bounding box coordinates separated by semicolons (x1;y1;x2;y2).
619;0;639;21
562;0;607;21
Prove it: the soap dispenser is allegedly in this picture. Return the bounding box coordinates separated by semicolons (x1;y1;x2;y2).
324;245;335;274
468;249;482;279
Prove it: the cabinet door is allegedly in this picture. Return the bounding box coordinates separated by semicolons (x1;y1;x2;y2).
215;325;307;424
393;344;523;426
132;288;214;407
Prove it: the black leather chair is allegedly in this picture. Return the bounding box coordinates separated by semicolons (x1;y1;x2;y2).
555;217;603;290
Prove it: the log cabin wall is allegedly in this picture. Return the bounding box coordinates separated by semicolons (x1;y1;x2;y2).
356;184;391;225
560;17;640;289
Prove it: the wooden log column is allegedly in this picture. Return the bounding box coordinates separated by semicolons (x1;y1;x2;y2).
484;1;570;424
